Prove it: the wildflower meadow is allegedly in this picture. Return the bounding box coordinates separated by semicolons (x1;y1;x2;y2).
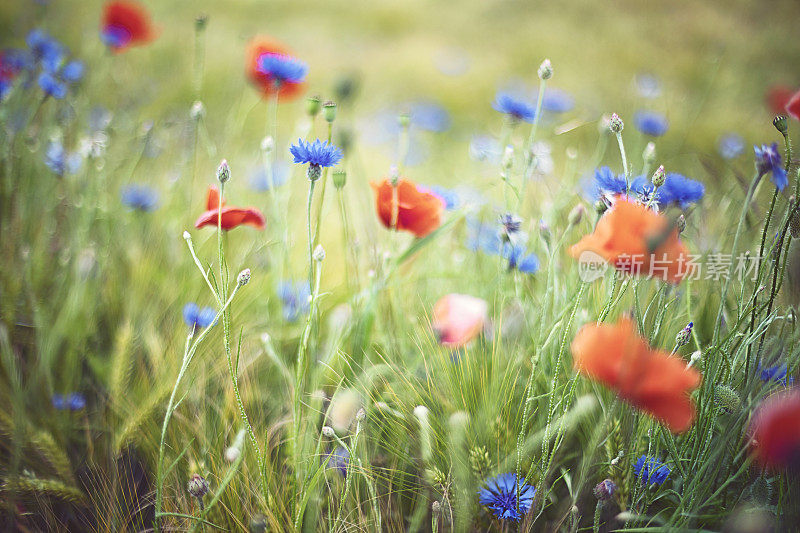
3;1;800;531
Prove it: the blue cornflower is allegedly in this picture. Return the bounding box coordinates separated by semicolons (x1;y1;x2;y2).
634;73;661;99
634;455;670;486
326;446;349;476
0;79;10;99
759;363;795;387
60;60;85;83
502;243;540;274
660;174;705;208
250;161;290;191
493;92;536;123
594;166;628;197
478;473;536;521
52;393;66;410
44;142;82;176
540;88;574;113
26;29;63;69
38;71;67;99
634;111;669;137
755;143;788;191
277;280;311;322
466;218;502;255
469;134;502;163
120;184;159;212
183;303;217;329
408;101;451;132
257;53;308;85
718;133;744;160
290;139;343;172
67;393;86;411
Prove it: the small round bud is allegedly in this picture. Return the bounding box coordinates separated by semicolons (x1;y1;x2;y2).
675;321;693;347
643;142;656;165
332;170;347;189
677;214;686;233
260;136;274;154
773;115;788;136
183;231;192;241
609;113;624;134
593;479;617;502
307;163;322;181
237;269;251;287
313;245;326;262
217;159;230;183
537;59;553;80
688;350;702;368
322;426;336;438
306;95;321;117
397;112;411;129
651;165;666;187
187;474;209;499
190;100;205;120
568;204;585;227
195;14;208;30
432;501;442;513
323;101;337;123
355;408;366;421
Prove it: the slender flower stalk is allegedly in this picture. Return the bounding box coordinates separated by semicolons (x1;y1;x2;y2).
520;60;550;209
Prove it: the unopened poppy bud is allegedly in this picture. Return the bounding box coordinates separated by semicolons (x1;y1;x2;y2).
714;385;741;414
651;165;666;187
356;407;366;421
322;426;335;437
675;322;693;347
187;474;209;499
260;136;274;154
568;204;585;227
307;163;322;181
398;111;411;129
677;214;686;233
643;142;656;166
609;113;624;134
217;159;230;183
313;245;326;262
237;268;251;287
773;115;788;136
306;95;321;117
537;59;553;80
190;100;205;120
323;100;337;123
332;170;347;189
593;479;617;502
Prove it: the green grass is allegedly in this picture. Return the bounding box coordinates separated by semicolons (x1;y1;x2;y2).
1;0;800;531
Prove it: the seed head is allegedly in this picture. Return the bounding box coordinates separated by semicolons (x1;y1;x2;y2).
333;170;347;189
306;95;321;117
323;100;337;123
773;115;788;136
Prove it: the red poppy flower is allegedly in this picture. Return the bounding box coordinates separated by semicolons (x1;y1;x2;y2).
786;89;800;122
569;198;689;284
571;317;701;433
766;84;794;116
371;178;445;238
101;1;156;52
245;36;305;100
194;186;266;231
749;389;800;471
433;294;488;347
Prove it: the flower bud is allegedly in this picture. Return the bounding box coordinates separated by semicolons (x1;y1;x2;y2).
773;115;788;136
307;163;322;181
217;159;230;183
389;165;400;186
190;100;205;120
502;145;514;169
195;13;208;30
539;219;551;246
609;113;624;134
568;204;585;227
537;59;553;80
187;474;209;499
322;426;335;438
675;321;693;347
677;214;686;233
183;230;192;242
593;479;617;502
643;142;656;166
237;268;251;287
651;165;665;187
323;100;337;123
332;170;347;189
306;95;321;117
313;245;326;262
356;407;366;421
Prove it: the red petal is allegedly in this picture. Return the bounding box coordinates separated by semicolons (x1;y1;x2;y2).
786;89;800;122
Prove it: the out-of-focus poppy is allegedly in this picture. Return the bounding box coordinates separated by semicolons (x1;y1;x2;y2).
245;36;306;100
194;185;266;230
569;198;688;284
786;88;800;122
749;389;800;471
433;293;488;347
101;1;156;52
766;84;794;116
371;178;444;238
571;317;701;433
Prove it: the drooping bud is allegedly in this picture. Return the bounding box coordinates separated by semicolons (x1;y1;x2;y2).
675;322;693;347
651;165;666;187
306;95;321;117
237;268;251;287
323;100;337;123
609;113;624;134
568;204;585;227
773;115;788;136
217;159;230;183
432;501;442;513
537;59;553;80
332;170;347;189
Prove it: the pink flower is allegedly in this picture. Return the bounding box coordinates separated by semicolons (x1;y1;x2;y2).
433;294;488;347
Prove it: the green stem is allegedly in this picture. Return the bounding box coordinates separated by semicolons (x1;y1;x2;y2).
520;78;547;211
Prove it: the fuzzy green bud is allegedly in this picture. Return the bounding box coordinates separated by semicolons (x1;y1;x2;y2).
773;115;788;136
307;163;322;181
313;245;326;262
537;59;553;80
237;268;251;287
332;170;347;189
323;100;337;123
714;385;741;414
187;474;209;499
651;165;666;187
216;159;230;183
306;95;321;117
609;113;624;134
